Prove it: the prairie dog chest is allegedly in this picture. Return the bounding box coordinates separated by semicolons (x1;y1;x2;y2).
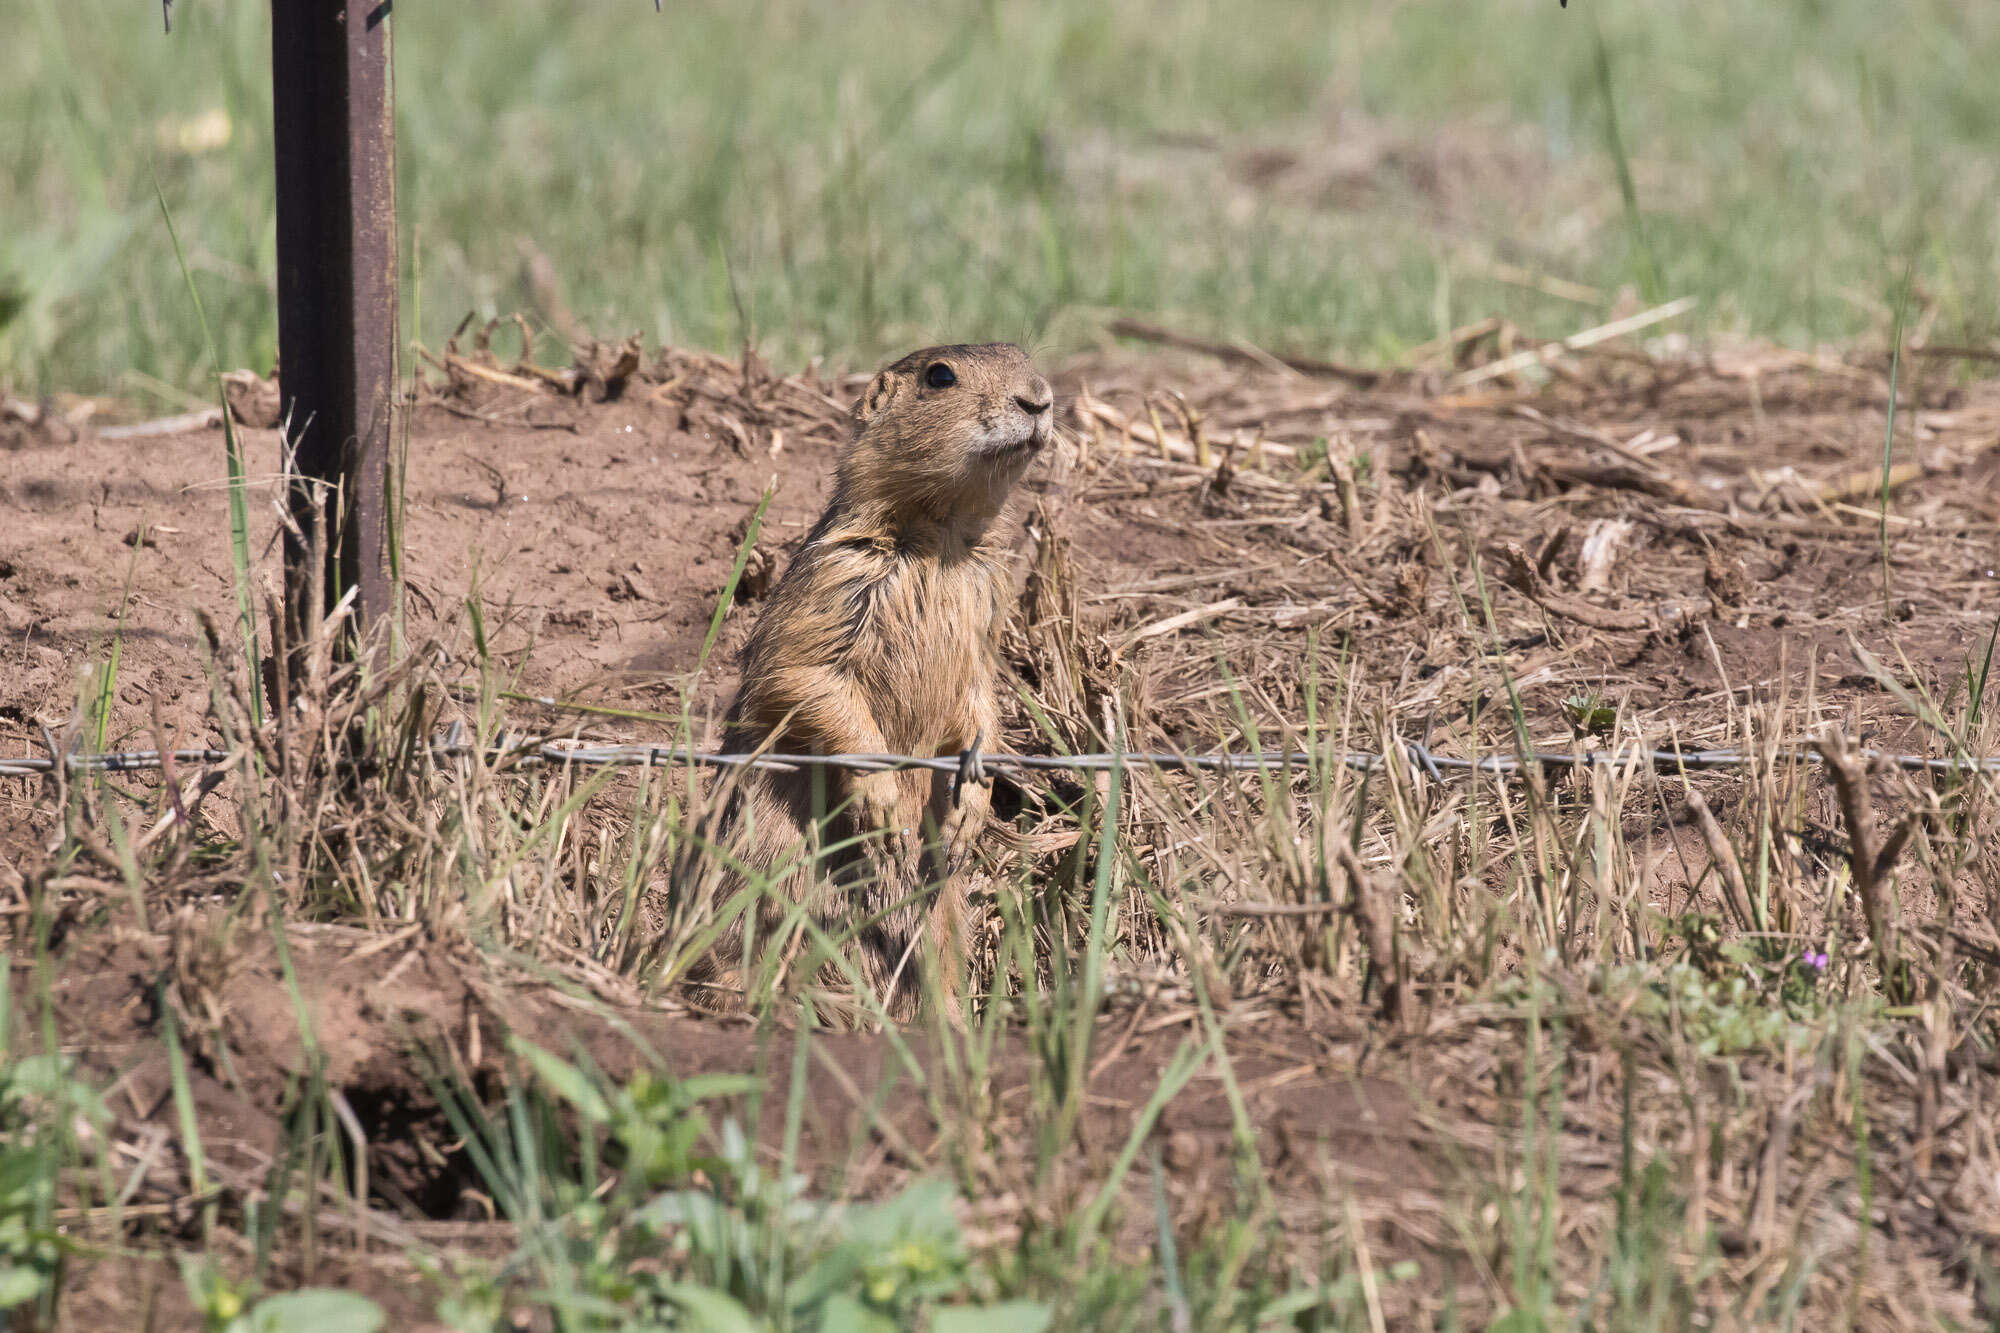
849;552;1004;752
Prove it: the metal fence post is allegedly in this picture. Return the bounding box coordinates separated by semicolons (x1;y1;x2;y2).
269;0;398;654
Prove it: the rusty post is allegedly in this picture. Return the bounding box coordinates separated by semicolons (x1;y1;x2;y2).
270;0;398;656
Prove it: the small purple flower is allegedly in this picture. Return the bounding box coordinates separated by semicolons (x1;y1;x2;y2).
1802;949;1829;973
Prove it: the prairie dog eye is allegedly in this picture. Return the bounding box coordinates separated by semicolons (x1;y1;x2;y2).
923;362;957;390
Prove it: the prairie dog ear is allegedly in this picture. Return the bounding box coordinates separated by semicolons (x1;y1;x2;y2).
853;370;902;427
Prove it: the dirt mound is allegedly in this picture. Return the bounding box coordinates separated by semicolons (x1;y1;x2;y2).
36;919;1441;1325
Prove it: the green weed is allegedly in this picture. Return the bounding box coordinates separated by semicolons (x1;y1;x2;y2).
9;0;2000;393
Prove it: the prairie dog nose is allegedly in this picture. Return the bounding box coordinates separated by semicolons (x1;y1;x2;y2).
1015;382;1053;415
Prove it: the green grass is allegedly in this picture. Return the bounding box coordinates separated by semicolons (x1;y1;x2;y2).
5;0;1999;396
23;525;2000;1323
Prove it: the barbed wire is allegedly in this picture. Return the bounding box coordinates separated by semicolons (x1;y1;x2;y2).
5;732;2000;782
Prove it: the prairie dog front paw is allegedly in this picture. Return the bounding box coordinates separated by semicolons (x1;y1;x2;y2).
851;770;918;869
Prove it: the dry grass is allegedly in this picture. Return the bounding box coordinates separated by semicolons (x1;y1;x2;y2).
8;324;2000;1328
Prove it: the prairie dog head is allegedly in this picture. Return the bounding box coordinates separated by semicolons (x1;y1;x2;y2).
840;343;1054;523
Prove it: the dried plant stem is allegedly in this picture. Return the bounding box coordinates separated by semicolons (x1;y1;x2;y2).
1501;541;1655;633
1334;840;1404;1026
1815;731;1915;998
1684;789;1759;931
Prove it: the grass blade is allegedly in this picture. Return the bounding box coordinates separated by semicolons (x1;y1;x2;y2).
153;175;262;727
1878;259;1915;607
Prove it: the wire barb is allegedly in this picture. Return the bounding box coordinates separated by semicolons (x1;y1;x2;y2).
952;731;988;808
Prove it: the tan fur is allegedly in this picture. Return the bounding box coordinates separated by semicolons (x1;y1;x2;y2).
694;343;1053;1019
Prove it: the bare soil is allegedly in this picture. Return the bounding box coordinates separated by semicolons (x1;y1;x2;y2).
6;336;2000;1326
10;344;1996;818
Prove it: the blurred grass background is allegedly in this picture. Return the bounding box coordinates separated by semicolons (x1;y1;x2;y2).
3;0;1995;399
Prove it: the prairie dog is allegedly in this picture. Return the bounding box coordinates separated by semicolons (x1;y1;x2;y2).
705;343;1054;1016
